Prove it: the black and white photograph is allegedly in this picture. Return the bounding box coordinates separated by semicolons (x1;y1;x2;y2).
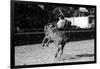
11;0;96;68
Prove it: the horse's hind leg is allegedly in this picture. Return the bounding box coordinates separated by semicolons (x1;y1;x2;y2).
60;42;66;57
55;47;60;58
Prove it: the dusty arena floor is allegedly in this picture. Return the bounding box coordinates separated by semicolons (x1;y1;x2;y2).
15;39;95;66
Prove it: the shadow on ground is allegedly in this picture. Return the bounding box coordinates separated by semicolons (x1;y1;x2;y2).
56;53;94;62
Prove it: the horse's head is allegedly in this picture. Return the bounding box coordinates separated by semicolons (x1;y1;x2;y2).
44;23;56;35
44;23;53;30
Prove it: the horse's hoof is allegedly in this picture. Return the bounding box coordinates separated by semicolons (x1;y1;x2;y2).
55;55;57;58
42;44;45;47
46;44;48;47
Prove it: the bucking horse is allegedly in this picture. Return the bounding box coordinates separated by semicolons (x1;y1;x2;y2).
42;21;71;58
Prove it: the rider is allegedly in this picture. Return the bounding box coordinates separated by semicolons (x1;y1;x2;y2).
53;15;66;31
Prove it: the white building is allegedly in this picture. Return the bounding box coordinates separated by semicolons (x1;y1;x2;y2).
65;16;90;28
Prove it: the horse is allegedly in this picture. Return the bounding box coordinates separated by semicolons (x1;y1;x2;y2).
42;23;70;58
42;20;71;47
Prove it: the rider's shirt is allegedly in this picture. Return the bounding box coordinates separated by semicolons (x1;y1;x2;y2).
57;19;66;29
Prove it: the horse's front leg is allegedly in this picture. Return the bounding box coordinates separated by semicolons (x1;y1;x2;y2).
55;47;60;58
42;37;46;47
45;38;50;47
60;42;66;57
55;43;61;58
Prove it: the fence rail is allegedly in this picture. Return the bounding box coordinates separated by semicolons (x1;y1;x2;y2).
15;30;94;35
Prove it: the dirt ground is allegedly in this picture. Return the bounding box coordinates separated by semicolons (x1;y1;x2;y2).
15;39;95;66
